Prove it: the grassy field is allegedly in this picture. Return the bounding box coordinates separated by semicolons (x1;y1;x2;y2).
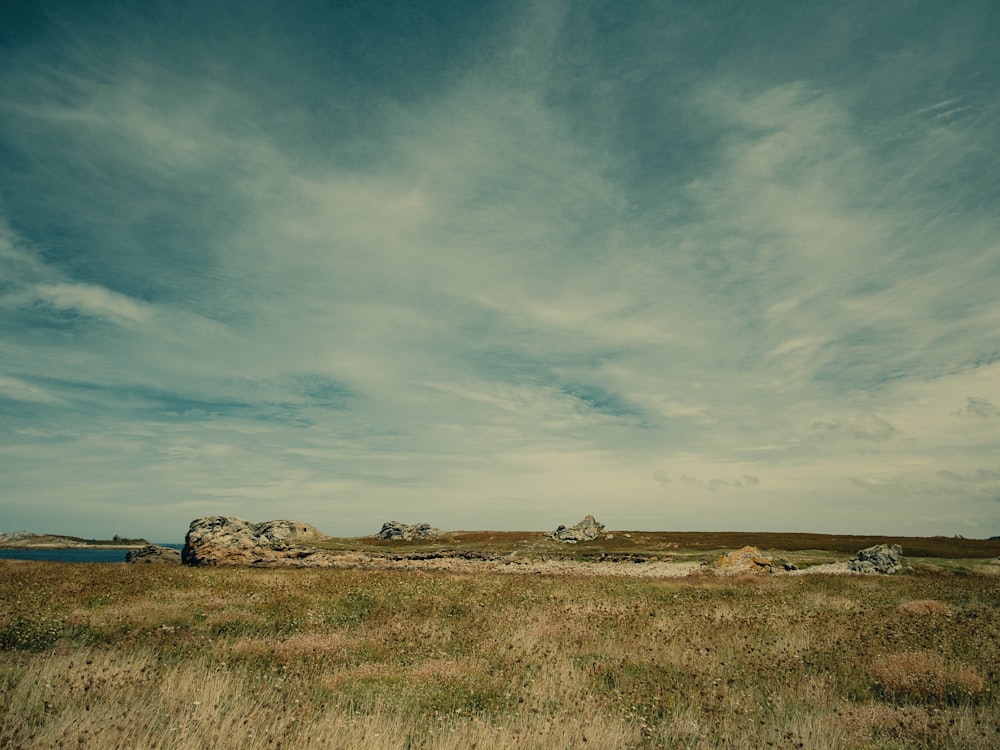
1;544;998;749
309;529;1000;561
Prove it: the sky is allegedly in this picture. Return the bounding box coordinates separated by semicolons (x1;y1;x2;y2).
2;0;999;543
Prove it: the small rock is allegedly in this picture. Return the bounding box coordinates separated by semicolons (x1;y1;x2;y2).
125;544;181;564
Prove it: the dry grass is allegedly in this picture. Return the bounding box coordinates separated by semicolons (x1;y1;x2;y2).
1;560;998;749
873;651;986;705
306;529;1000;560
898;598;952;615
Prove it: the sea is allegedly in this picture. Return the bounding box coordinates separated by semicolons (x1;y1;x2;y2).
0;544;184;563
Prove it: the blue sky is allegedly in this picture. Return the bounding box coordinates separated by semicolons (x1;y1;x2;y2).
2;0;999;542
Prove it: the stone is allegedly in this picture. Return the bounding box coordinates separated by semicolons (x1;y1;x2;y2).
182;516;322;566
376;521;443;540
125;544;181;564
711;546;774;575
848;543;907;574
549;515;606;542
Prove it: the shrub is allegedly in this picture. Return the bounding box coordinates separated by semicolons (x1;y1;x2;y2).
0;615;65;652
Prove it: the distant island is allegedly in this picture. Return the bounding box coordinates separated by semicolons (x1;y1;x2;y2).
0;531;150;549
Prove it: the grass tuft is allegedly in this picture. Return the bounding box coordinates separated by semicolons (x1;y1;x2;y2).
898;599;952;615
872;651;986;705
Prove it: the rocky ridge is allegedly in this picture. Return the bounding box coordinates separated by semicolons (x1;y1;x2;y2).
0;531;36;544
126;544;182;564
176;516;925;579
549;515;606;542
0;531;149;548
376;521;443;541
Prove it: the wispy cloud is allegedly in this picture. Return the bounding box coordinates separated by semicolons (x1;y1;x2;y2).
678;474;761;491
0;375;61;404
957;396;999;418
938;468;1000;484
849;476;906;495
33;283;150;324
811;415;897;443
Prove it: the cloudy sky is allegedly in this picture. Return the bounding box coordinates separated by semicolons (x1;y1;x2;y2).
2;1;999;542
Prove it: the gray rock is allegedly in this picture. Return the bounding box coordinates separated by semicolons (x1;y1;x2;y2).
182;516;322;566
377;521;443;540
125;544;181;564
848;543;908;574
549;515;606;542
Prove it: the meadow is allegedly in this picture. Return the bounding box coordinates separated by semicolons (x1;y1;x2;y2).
1;546;998;749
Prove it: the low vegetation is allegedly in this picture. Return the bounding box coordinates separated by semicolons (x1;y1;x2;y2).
1;549;998;749
0;533;150;548
309;529;1000;562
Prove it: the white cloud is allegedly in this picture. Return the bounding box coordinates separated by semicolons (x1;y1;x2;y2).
811;414;897;442
0;223;152;327
0;376;61;404
849;476;905;495
958;396;999;418
0;226;50;283
676;473;761;491
34;283;150;324
937;468;1000;484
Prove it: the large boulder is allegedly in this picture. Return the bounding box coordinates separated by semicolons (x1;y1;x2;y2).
376;521;443;540
848;543;907;574
125;544;181;564
182;516;322;566
711;546;774;575
550;515;606;543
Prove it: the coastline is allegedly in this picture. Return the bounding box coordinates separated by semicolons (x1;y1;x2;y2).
0;543;149;550
0;534;156;551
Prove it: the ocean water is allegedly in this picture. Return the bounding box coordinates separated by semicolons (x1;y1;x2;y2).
0;544;184;563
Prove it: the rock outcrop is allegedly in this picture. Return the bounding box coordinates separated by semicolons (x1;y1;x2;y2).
848;543;907;574
182;516;322;566
711;546;774;575
125;544;181;564
550;515;606;543
376;521;443;541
